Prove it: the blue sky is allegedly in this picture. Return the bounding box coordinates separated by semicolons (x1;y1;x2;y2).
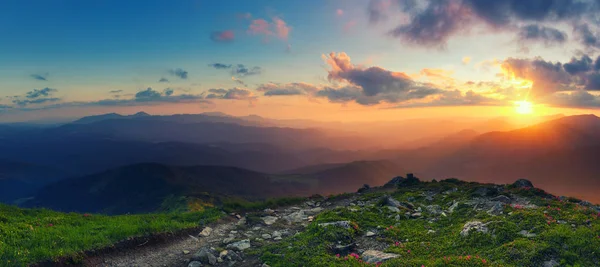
1;0;600;122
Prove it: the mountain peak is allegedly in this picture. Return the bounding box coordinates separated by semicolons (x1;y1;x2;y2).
132;112;150;117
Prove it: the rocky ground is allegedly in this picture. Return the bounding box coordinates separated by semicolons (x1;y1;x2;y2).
85;177;600;267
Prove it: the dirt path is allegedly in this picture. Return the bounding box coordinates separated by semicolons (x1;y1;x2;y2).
82;197;356;267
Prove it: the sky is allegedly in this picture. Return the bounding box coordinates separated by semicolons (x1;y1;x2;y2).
2;0;600;122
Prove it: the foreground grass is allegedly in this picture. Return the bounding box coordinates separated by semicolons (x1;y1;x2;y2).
258;180;600;267
0;204;223;266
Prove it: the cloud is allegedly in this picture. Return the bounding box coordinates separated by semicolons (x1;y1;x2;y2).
392;90;500;108
158;78;169;83
163;88;174;96
168;68;188;79
13;98;60;106
206;87;256;100
30;73;48;81
210;63;262;77
462;57;472;65
315;52;447;105
209;63;233;69
500;57;573;96
231;77;247;87
543;90;600;108
109;90;123;94
210;30;235;43
25;88;57;99
374;0;600;48
247;17;291;41
518;24;567;46
257;82;318;96
563;55;593;75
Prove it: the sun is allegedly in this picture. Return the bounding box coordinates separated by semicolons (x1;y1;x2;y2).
514;100;533;115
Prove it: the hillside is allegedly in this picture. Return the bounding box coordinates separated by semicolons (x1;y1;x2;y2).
26;160;402;214
394;114;600;203
6;176;600;267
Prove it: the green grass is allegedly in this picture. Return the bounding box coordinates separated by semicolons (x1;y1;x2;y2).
0;204;223;266
257;181;600;267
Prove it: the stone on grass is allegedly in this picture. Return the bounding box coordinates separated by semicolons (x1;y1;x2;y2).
227;239;251;251
318;221;352;229
192;247;217;265
361;250;400;264
188;261;202;267
460;221;489;236
262;216;278;225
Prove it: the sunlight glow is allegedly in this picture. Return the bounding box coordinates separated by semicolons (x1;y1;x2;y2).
515;100;533;115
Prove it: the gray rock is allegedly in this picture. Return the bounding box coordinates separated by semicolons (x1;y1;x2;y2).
183;250;191;255
192;247;217;265
226;239;251;251
365;231;376;237
264;208;275;215
272;231;282;238
387;206;400;212
519;230;537;238
284;211;307;224
487;202;504;216
426;205;443;215
274;236;282;240
331;243;357;255
188;261;202;267
262;216;279;225
262;234;272;239
199;227;213;237
491;195;511;204
318;221;352;229
474;187;490;196
411;212;422;218
460;221;489;236
305;207;323;215
448;201;459;213
512;179;534;188
222;237;235;244
361;250;400;264
543;259;560;267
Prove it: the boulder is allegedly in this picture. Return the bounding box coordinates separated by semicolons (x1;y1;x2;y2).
199;227;213;237
487;202;504;216
284;211;307;224
192;247;218;265
426;205;443;215
361;250;400;264
188;261;202;267
460;221;489;236
512;179;534;188
262;216;279;225
357;184;371;193
227;239;251;251
384;173;420;188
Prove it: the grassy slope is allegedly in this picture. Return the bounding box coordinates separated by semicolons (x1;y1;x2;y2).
0;204;222;266
258;180;600;267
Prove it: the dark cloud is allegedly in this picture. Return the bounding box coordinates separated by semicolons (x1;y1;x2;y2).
109;90;123;94
595;56;600;70
13;98;60;106
257;82;318;96
26;88;57;99
375;0;599;48
158;78;169;83
210;30;235;43
501;57;572;96
30;73;48;81
163;88;174;96
231;64;262;77
321;52;442;104
574;23;600;48
543;90;600;107
564;55;593;75
135;88;163;100
206;88;255;100
518;25;567;46
585;73;600;90
209;63;233;69
168;68;188;79
392;90;499;108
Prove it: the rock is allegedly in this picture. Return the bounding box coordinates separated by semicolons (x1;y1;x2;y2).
357;184;371;193
365;231;376;237
318;221;352;229
262;264;271;267
491;195;511;204
192;247;218;265
448;201;459;213
222;237;235;244
219;250;242;261
361;250;400;264
284;211;307;224
262;234;272;239
460;221;489;236
387;206;400;212
519;230;537;238
426;205;443;215
273;236;282;240
487;202;504;216
272;231;282;238
308;216;314;222
331;243;357;255
199;227;213;237
262;216;279;225
543;259;560;267
183;250;191;255
236;217;246;226
427;230;436;234
512;179;534;188
188;261;202;267
411;212;422;218
226;239;251;251
474;187;490;196
264;208;275;215
382;196;414;210
305;207;323;215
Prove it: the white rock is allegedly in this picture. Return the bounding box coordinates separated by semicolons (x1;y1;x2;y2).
199;227;213;237
361;250;400;264
262;216;279;225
